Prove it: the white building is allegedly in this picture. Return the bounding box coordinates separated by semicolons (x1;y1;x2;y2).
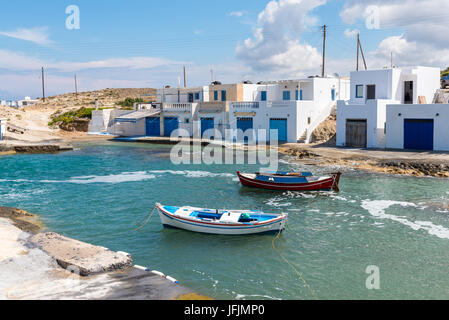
385;104;449;151
17;97;39;107
336;66;441;148
0;118;7;140
229;77;350;143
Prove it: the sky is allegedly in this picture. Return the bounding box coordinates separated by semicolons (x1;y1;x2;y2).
1;0;449;99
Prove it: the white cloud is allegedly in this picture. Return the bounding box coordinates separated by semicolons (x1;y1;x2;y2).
340;0;449;69
0;49;184;72
236;0;326;77
0;27;52;46
229;11;245;17
344;28;359;39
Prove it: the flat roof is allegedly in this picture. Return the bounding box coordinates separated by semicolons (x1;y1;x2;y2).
114;110;160;123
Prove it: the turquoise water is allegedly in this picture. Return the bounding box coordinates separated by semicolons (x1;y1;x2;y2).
1;141;449;300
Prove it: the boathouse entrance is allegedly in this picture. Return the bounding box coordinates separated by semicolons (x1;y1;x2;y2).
345;119;367;148
404;119;434;151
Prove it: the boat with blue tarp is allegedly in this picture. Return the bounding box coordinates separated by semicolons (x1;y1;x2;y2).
237;171;341;191
156;203;287;235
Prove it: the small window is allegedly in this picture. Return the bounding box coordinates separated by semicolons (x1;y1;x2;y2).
283;91;291;101
195;92;200;100
356;85;364;98
185;118;190;124
221;90;226;102
367;85;376;100
214;91;218;101
261;91;267;101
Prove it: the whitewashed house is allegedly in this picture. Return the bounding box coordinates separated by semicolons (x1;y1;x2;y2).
385;102;449;151
0;118;7;140
17;97;39;107
228;77;350;143
336;67;441;148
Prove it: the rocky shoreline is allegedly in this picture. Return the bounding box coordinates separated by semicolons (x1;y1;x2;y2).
0;142;74;154
279;144;449;178
0;207;209;300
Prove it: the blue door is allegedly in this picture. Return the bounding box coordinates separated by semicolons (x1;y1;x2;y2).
237;118;254;143
237;118;253;133
201;118;215;138
404;119;434;150
270;119;288;142
145;117;160;136
164;117;179;137
331;89;336;101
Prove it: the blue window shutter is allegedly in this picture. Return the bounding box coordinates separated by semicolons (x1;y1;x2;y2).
300;90;303;101
214;91;218;101
295;90;298;100
261;91;267;101
221;90;226;101
283;91;290;101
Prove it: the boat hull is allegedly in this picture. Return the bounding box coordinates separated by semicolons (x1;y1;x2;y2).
157;206;287;235
237;171;341;191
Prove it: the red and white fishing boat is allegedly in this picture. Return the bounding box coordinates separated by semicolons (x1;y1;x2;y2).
237;171;341;192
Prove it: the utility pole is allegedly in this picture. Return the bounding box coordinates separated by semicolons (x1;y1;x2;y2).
41;67;46;102
74;74;78;99
356;34;367;71
183;66;186;88
210;69;214;83
322;25;327;78
356;34;360;71
95;90;98;111
391;52;393;68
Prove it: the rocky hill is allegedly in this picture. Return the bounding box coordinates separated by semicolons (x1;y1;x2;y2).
0;88;156;142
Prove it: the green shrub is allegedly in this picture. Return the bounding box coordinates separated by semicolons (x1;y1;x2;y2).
117;97;143;108
441;67;449;78
48;107;96;126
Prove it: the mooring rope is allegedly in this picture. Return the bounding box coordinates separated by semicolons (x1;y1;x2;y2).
272;222;319;300
135;206;157;231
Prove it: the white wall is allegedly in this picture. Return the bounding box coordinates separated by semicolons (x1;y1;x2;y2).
386;104;449;151
114;118;146;136
0;119;6;140
157;87;206;103
337;99;399;148
349;69;398;103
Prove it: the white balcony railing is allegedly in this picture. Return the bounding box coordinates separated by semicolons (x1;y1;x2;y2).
266;101;296;108
163;103;191;111
231;102;259;109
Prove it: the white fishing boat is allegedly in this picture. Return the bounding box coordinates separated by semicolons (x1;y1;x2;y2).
156;203;287;235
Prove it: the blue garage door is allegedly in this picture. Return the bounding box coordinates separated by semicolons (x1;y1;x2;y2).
237;117;253;133
404;119;434;150
164;117;179;137
201;118;215;137
270;119;288;142
145;117;160;136
237;118;254;143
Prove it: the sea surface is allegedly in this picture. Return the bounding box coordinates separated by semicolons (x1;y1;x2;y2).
1;141;449;300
